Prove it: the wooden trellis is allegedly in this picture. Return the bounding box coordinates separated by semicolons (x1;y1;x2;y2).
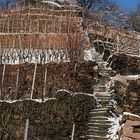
0;4;89;63
88;24;140;55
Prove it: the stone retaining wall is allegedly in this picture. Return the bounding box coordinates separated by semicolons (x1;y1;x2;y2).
113;77;140;115
108;54;140;75
0;90;97;140
0;61;98;100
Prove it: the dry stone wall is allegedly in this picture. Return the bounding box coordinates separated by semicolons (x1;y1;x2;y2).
120;113;140;140
113;77;140;116
108;54;140;75
0;61;99;100
0;90;97;140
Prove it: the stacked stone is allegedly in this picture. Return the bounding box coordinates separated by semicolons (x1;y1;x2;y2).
0;90;97;139
109;54;140;75
120;113;140;140
114;77;140;115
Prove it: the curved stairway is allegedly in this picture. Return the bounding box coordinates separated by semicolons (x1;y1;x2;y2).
86;55;118;140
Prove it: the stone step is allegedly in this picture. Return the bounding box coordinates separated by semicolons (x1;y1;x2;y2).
94;90;107;93
86;135;109;140
94;86;106;89
87;128;109;133
98;99;111;102
88;122;112;127
97;96;111;100
99;70;111;74
89;116;109;120
98;100;110;104
94;90;106;92
105;105;115;108
96;97;112;101
94;85;106;88
100;69;110;73
89;110;107;115
88;119;113;124
98;103;110;107
87;130;109;136
97;62;106;65
96;58;104;61
100;66;107;69
87;126;110;131
88;120;113;125
100;68;112;71
94;92;111;95
90;108;109;111
96;94;112;98
87;130;108;137
94;89;106;92
89;113;108;117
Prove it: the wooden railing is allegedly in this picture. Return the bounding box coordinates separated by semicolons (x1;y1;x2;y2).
88;24;140;55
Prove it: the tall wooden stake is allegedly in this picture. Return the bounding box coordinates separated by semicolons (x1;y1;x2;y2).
30;63;37;99
71;123;75;140
24;119;29;140
43;67;47;100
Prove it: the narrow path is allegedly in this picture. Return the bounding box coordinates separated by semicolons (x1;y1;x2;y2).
86;55;118;140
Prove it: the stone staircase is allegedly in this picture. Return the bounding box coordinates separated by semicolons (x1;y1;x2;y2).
86;55;117;140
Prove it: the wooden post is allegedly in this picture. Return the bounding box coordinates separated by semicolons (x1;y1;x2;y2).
68;10;72;33
24;0;26;9
11;68;20;100
71;123;75;140
138;35;140;55
2;64;6;85
30;63;37;99
12;37;16;48
138;35;140;70
29;20;32;32
37;20;39;32
28;3;31;19
19;33;23;63
0;39;2;64
1;64;6;99
12;20;14;33
24;119;29;140
43;67;47;100
117;34;119;53
16;68;20;87
45;20;47;33
8;19;10;33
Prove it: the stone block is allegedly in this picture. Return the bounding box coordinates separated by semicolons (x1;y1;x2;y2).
122;137;133;140
131;133;140;139
126;120;140;126
122;126;133;137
